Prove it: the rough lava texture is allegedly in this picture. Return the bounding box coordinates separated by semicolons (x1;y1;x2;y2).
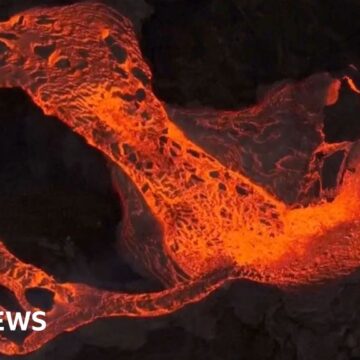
0;1;359;360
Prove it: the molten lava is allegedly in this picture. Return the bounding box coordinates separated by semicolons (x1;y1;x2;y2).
0;1;358;355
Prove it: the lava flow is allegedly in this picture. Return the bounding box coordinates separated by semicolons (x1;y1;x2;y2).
0;1;359;355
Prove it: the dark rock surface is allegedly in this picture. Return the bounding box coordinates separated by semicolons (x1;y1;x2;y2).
0;1;360;360
142;0;360;108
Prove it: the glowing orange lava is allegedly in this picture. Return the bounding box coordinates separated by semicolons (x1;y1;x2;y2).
0;2;358;355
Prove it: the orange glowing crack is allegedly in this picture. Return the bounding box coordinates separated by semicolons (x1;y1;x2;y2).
344;75;360;94
0;2;358;355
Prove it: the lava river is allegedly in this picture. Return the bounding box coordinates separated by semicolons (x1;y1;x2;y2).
0;1;358;355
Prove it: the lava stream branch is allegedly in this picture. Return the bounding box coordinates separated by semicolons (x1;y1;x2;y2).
0;241;237;355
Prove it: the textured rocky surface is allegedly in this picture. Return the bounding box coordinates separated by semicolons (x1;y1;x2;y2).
13;276;360;360
0;1;360;359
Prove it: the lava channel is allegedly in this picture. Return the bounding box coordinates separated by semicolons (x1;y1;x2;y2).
0;2;358;355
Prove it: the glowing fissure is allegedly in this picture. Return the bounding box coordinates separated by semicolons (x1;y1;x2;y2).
0;2;358;355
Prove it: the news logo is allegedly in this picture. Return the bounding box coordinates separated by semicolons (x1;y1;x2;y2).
0;311;46;332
